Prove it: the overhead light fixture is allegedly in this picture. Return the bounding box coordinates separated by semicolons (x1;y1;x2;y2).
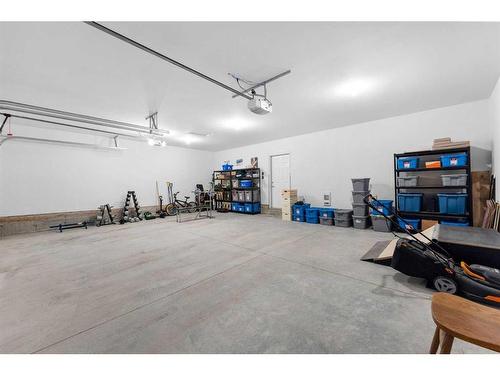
181;133;208;145
334;78;375;98
182;136;194;145
220;117;254;132
186;131;211;137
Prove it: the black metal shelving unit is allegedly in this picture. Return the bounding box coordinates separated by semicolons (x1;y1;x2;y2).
394;147;472;224
213;167;261;214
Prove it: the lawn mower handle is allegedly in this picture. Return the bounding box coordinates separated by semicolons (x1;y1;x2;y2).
362;193;451;259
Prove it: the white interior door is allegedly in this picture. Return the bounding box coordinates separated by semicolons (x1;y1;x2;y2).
271;154;291;208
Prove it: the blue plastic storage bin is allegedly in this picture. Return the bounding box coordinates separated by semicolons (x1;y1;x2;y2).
293;203;310;216
293;214;305;222
305;216;319;224
244;202;260;213
440;153;467;168
318;208;335;218
370;200;393;216
440;220;469;227
240;180;252;188
397;157;419;170
293;212;305;221
397;218;421;231
232;203;245;212
305;208;320;217
438;193;468;215
222;164;233;171
398;193;423;212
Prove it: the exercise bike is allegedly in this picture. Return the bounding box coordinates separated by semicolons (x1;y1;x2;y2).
364;194;500;307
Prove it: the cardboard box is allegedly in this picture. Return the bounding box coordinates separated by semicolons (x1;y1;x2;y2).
281;189;298;197
282;211;292;221
282;196;298;205
282;189;298;213
422;219;439;231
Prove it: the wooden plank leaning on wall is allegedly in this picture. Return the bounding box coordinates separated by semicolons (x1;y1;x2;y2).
477;173;499;231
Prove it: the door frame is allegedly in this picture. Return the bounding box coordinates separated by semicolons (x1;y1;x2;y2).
269;153;291;209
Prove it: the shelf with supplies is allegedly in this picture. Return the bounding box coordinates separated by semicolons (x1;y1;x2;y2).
212;167;261;214
396;185;467;190
394;146;472;226
398;211;470;220
395;166;469;172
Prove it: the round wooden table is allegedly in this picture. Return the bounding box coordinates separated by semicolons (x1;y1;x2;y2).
430;292;500;354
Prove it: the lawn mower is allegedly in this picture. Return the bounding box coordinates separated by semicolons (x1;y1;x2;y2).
364;194;500;307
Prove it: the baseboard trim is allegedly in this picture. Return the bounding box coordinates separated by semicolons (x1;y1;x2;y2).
0;206;159;238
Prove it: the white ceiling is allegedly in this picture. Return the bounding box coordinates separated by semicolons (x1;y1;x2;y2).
1;22;499;151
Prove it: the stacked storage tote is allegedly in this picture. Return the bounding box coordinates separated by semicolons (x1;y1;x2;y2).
292;203;311;222
318;207;335;225
351;178;371;229
335;209;353;227
370;198;394;232
305;207;320;224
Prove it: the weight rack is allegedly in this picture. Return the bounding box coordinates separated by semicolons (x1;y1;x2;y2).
120;191;142;224
96;204;115;226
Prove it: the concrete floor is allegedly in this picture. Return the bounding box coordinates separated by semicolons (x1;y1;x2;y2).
0;213;490;353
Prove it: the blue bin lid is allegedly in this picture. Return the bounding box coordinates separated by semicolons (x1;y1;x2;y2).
373;199;393;205
398;193;423;197
441;152;467;157
398;218;420;223
441;220;469;225
437;193;468;197
294;203;310;208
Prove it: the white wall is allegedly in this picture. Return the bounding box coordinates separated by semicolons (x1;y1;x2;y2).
2;98;495;217
491;77;500;199
215;100;493;209
0;120;214;216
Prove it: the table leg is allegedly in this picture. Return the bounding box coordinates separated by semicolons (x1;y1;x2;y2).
429;327;440;354
439;332;454;354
